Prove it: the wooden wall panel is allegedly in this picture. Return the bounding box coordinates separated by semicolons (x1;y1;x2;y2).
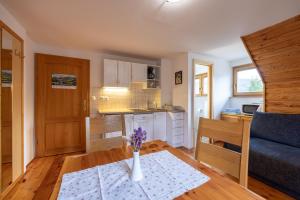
242;15;300;114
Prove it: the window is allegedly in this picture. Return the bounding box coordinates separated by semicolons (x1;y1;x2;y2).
233;64;263;96
195;73;208;96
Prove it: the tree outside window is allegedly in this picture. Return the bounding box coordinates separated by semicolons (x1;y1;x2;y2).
233;64;263;96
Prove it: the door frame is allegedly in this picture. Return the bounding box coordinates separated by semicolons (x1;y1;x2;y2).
192;59;213;147
0;20;24;195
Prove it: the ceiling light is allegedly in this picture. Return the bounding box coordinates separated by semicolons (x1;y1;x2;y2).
165;0;181;3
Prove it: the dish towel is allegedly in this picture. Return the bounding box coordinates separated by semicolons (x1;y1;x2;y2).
58;150;210;200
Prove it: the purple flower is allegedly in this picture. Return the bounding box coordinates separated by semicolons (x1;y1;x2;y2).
130;127;147;152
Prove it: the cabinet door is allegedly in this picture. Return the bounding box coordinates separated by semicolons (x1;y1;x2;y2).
103;59;118;87
118;61;131;87
154;112;167;141
124;114;134;138
133;114;153;142
131;63;147;82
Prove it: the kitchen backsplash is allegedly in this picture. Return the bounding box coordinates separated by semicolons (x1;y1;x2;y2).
90;83;161;113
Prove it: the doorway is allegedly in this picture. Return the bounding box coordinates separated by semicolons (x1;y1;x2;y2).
193;61;212;147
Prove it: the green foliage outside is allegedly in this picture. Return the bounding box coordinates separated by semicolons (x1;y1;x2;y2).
249;78;263;92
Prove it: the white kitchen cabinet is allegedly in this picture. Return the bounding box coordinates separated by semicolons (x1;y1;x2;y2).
124;114;134;138
133;114;153;142
103;59;131;87
103;59;118;87
167;112;184;147
154;112;167;141
106;131;122;138
118;61;131;87
131;63;147;82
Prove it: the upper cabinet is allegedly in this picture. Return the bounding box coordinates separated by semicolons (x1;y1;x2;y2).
103;59;160;88
131;63;147;82
103;59;118;87
118;61;131;87
103;59;131;87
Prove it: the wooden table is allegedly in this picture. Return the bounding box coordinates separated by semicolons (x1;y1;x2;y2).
50;140;264;200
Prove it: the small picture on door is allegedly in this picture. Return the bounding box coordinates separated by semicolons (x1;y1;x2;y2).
52;73;77;89
1;70;12;87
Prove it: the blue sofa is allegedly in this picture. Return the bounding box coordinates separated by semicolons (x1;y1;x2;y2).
249;112;300;199
225;112;300;199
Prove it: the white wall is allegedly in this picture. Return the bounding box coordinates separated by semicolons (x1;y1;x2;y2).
0;3;36;169
23;35;35;167
229;57;252;67
169;52;231;148
160;58;173;106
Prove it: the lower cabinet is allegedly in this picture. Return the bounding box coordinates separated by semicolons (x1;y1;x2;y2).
154;112;167;141
167;112;184;147
124;114;134;138
133;114;154;142
125;113;166;142
124;112;184;147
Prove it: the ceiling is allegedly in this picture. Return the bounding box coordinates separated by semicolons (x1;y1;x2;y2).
1;0;300;60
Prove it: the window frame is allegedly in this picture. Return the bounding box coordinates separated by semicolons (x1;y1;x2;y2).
233;64;263;96
195;73;208;97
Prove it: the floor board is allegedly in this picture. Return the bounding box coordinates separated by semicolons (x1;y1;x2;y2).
1;149;295;200
2;163;12;192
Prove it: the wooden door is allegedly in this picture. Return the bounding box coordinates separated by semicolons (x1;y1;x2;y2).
35;54;89;157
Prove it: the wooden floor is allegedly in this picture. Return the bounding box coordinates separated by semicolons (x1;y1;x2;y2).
1;149;295;200
2;163;12;192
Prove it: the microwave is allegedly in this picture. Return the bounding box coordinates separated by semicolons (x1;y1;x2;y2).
242;104;260;115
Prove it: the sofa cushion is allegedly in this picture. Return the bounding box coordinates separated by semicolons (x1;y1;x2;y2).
249;138;300;196
251;112;300;148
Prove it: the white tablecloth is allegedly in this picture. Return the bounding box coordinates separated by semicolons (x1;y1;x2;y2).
58;150;210;200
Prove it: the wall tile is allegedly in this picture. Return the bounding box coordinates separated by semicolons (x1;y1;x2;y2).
91;83;161;113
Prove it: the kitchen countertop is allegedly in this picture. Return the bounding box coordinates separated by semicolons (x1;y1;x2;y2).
98;108;185;115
